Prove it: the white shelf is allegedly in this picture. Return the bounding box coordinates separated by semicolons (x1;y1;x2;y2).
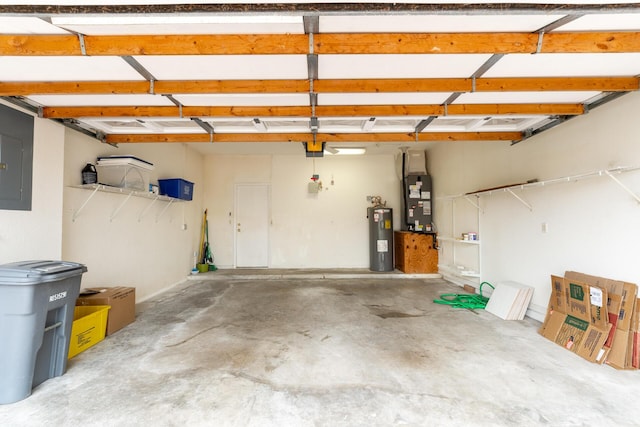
71;184;176;201
436;166;640;210
438;264;481;283
438;236;481;245
70;184;183;222
437;196;482;286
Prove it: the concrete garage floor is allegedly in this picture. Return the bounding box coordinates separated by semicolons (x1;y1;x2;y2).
2;272;640;426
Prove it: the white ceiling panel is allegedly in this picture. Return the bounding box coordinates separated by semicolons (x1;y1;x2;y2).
320;14;564;33
555;14;640;31
318;92;451;106
0;17;71;34
319;54;492;79
81;117;205;134
455;91;601;104
135;55;309;80
484;53;640;77
50;15;304;35
428;115;551;132
0;57;145;81
54;23;304;35
173;94;310;107
27;94;174;106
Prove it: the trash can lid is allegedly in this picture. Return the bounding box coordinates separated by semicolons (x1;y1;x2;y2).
0;260;87;285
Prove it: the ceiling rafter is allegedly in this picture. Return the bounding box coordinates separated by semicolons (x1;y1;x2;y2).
1;77;637;96
2;32;640;56
105;131;522;144
40;103;585;119
314;32;640;54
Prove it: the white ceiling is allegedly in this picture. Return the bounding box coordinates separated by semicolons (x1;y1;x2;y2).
1;2;639;156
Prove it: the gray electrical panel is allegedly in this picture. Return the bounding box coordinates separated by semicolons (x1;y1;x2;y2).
0;104;34;211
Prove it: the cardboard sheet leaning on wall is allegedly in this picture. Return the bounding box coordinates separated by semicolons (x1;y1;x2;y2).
539;272;638;368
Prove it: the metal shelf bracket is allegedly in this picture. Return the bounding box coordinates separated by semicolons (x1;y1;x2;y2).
72;184;101;222
463;195;481;211
110;191;134;222
506;188;533;211
71;184;182;223
605;170;640;204
156;198;175;222
138;196;160;222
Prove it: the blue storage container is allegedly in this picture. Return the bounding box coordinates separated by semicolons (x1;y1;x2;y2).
158;178;194;201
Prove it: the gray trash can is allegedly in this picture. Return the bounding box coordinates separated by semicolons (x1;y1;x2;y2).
0;260;87;404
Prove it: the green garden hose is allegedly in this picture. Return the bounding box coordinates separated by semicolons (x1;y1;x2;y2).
433;281;495;310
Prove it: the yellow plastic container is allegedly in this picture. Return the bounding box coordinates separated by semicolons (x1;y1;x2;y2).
68;305;110;359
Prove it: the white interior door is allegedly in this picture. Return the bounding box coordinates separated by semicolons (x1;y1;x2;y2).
235;184;270;267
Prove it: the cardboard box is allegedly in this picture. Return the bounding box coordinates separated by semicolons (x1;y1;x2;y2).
563;278;608;328
68;305;110;359
541;272;640;368
632;298;640;369
565;271;637;331
76;287;135;335
539;310;611;363
565;271;638;369
539;274;610;363
543;275;567;325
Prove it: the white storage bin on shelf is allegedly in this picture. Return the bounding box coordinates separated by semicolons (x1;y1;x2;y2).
96;155;154;192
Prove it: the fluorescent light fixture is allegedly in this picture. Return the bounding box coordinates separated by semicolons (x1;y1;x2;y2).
51;15;302;26
324;147;366;155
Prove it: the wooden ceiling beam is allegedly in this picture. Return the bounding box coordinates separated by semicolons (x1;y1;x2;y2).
315;32;640;54
541;32;640;53
42;106;313;118
446;103;584;115
0;34;308;56
85;34;310;55
2;32;640;56
475;77;639;92
315;78;468;93
0;81;150;96
105;131;521;144
1;77;636;96
314;33;538;54
42;103;584;119
155;80;310;94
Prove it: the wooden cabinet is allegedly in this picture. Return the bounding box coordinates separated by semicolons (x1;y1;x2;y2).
394;231;438;273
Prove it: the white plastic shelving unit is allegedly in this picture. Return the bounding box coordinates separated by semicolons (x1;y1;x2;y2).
70;184;182;222
436;195;482;287
435;165;640;288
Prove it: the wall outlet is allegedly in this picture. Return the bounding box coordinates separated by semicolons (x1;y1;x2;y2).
181;223;188;231
541;222;548;233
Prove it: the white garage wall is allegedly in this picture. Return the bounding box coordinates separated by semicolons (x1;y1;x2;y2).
429;91;640;321
0;102;65;264
203;153;401;268
62;133;204;301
